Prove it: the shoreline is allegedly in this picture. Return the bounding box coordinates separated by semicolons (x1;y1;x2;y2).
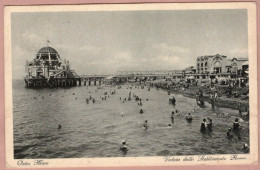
141;82;249;113
171;88;249;111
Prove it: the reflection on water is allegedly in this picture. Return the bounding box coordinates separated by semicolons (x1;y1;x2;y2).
13;80;249;158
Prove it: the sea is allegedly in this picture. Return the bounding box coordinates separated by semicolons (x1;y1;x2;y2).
12;79;249;159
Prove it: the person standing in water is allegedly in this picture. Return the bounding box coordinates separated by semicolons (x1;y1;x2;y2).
200;118;207;132
120;140;130;151
171;111;175;123
143;120;148;129
185;113;192;122
233;118;240;131
207;119;213;131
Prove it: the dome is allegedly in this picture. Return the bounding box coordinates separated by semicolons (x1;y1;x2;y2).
37;46;58;54
36;46;60;60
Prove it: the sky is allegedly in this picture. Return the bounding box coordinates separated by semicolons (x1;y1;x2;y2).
11;9;248;79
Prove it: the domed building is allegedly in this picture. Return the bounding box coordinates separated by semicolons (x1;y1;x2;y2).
24;46;79;88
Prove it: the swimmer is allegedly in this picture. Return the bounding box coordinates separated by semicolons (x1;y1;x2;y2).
57;124;62;129
227;128;233;138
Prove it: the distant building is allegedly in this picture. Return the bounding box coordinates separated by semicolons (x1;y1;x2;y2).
196;54;248;78
196;54;229;74
184;66;196;74
230;57;248;74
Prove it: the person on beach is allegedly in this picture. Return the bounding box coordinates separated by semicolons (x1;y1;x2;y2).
57;124;62;129
198;88;203;100
140;109;144;114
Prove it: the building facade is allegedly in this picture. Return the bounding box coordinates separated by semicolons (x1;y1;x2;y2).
196;54;229;74
196;54;248;78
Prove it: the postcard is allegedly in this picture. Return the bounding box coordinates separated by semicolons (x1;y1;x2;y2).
4;2;258;168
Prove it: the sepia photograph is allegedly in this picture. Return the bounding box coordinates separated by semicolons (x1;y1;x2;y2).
4;2;258;168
